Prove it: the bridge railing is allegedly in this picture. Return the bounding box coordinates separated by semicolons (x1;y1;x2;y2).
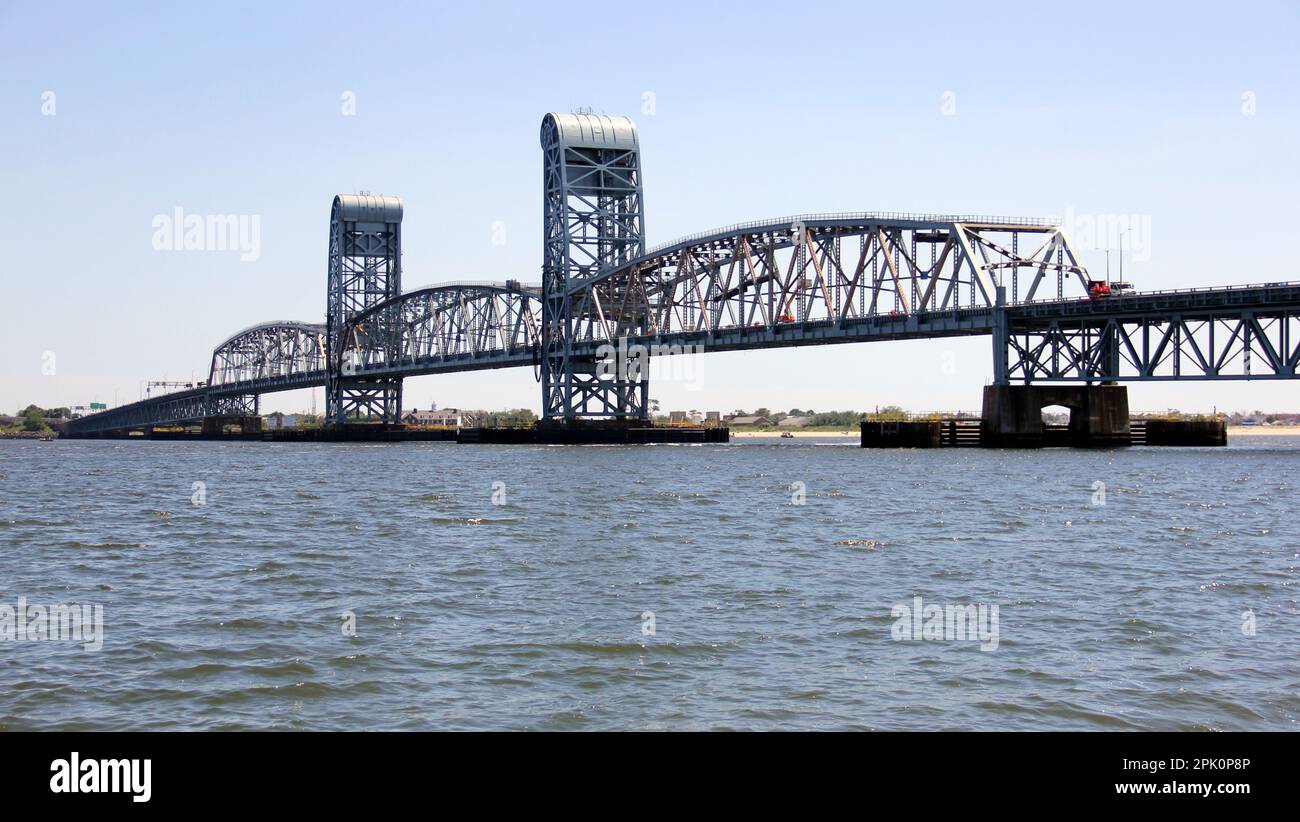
402;280;542;294
1115;281;1297;298
641;211;1062;257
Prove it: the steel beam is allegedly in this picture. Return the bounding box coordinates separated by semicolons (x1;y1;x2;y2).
1002;284;1300;382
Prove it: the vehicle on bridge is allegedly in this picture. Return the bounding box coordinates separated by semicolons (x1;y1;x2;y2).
1087;279;1135;300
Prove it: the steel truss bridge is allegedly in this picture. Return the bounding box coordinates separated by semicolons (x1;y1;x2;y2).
67;114;1300;436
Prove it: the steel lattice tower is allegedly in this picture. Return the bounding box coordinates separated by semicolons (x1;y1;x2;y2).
326;194;404;426
540;113;647;423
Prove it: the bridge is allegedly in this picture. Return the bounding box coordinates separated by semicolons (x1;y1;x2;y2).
66;113;1300;444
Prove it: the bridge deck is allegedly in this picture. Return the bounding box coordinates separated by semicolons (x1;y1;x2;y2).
65;282;1300;435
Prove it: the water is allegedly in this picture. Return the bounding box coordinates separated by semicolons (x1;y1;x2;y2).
1;436;1296;730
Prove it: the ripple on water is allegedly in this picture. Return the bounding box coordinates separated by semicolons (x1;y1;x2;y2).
1;437;1297;729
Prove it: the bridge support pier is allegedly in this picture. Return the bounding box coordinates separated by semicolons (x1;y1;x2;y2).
981;384;1129;448
200;416;263;436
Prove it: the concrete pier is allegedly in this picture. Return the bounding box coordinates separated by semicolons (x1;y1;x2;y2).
200;416;263;435
1142;418;1227;446
980;385;1130;448
860;420;941;448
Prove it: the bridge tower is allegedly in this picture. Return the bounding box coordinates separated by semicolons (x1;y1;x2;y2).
326;194;404;426
540;113;648;424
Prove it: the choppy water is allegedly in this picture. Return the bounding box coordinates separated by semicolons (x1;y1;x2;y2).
1;436;1297;730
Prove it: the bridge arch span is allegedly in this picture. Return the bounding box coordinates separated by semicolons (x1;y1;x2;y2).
561;213;1091;346
341;281;541;373
209;321;327;387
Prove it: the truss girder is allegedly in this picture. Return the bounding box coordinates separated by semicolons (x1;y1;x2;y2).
341;283;540;370
1002;285;1300;381
59;388;263;434
560;217;1087;346
209;322;327;386
63;282;1300;435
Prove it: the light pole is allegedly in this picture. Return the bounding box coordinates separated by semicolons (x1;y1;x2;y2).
1118;229;1129;283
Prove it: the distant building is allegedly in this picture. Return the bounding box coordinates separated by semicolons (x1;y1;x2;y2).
778;416;812;428
728;415;770;427
669;411;687;424
403;409;439;426
262;413;296;430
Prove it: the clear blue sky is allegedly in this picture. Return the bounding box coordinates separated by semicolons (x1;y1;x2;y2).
3;0;1298;415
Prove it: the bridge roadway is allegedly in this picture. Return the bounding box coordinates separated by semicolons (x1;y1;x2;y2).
64;280;1300;435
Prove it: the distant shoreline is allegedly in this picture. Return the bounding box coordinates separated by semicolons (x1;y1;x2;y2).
1226;425;1300;436
5;425;1296;442
732;426;1300;440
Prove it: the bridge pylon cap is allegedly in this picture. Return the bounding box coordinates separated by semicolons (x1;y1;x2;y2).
332;193;403;224
542;112;639;150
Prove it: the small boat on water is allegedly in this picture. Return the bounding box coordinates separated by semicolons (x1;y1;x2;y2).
780;431;795;439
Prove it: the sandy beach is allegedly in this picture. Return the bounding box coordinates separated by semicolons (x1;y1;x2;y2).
1226;425;1300;436
731;426;1300;439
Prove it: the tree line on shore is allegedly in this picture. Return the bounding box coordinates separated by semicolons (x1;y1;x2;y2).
723;407;910;426
1;405;70;432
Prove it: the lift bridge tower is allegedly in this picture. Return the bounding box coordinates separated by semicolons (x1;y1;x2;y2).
326;194;404;426
540;112;648;424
